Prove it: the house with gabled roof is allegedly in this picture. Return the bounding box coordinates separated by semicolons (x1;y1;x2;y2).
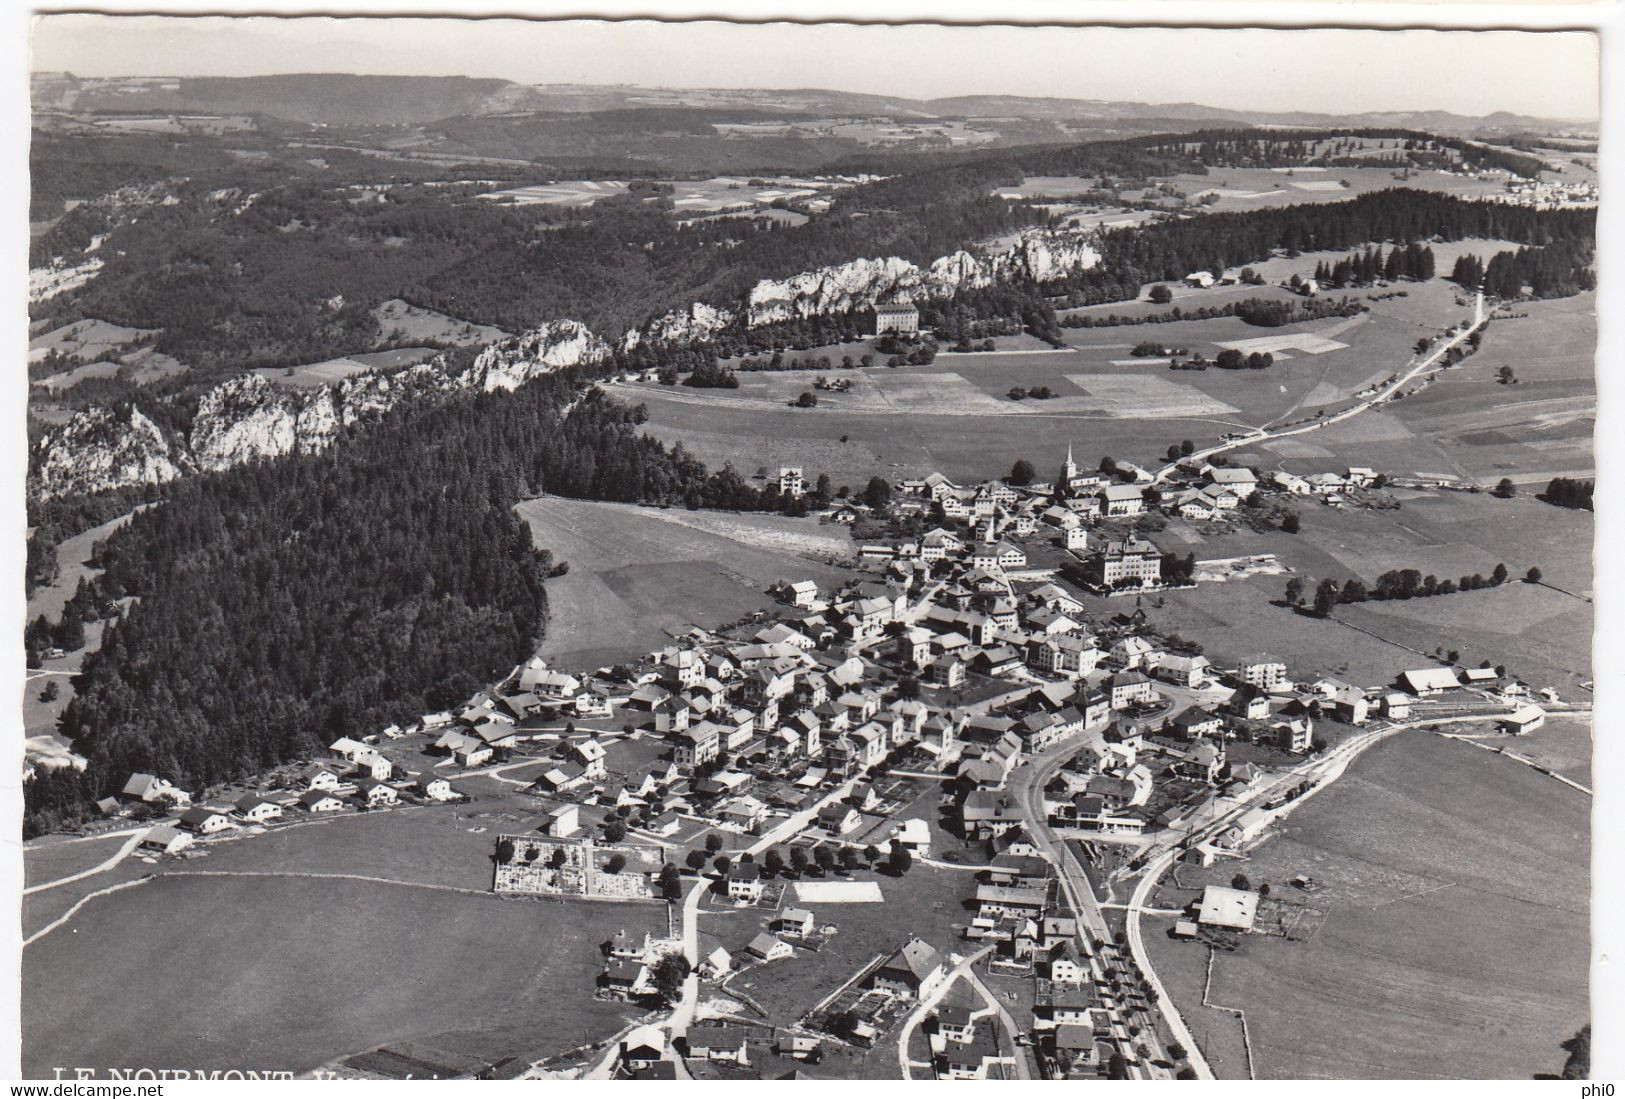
869;937;947;1001
235;794;283;823
121;773;191;807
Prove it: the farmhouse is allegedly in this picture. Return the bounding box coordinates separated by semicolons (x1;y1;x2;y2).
747;933;794;962
869;937;947;1001
1400;667;1462;696
121;773;191;807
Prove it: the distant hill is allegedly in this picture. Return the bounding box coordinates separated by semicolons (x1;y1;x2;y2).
70;73;516;126
39;72;1592;137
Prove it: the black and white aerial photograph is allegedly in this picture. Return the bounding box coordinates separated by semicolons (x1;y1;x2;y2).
10;2;1617;1085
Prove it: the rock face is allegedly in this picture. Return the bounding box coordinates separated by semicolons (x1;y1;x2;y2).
29;405;187;500
27;224;1106;501
740;227;1103;327
188;375;303;472
622;302;736;351
468;319;611;392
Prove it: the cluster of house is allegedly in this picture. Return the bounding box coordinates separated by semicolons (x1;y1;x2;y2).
118;734;462;856
1266;465;1381;508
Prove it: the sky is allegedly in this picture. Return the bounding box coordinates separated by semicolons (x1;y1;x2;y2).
29;14;1600;120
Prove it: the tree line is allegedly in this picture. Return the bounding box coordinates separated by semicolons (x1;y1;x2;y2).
22;377;813;835
1288;561;1524;615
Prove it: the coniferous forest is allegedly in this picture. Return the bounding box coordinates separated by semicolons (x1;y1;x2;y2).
23;378;778;836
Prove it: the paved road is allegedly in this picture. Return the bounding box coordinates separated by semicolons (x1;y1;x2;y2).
1119;705;1550;1081
895;944;995;1079
1152;291;1486;486
1008;733;1170;1079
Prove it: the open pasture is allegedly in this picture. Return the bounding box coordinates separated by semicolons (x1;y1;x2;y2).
1156;733;1587;1079
1159;166;1510;212
481;176;833;212
516;496;853;667
373;298;508;345
22;873;661;1078
27;318;156;364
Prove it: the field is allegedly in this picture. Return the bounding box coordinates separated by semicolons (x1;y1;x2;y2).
1145;732;1588;1079
22;872;663;1078
481;176;841;212
1157;165;1515;213
1382;292;1595;484
516;496;854;668
631;277;1498;484
372;298;507;345
1149;491;1592;690
27;318;156;363
255;347;443;388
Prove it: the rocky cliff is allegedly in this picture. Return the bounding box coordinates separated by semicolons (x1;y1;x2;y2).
741;227;1102;327
29;405;188;500
29;225;1105;501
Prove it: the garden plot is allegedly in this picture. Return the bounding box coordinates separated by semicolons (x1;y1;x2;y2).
1063;374;1239;417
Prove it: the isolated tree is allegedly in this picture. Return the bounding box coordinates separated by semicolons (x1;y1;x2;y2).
1280;513;1301;534
651;953;691;1003
686;849;707;872
1148;284;1173;304
1180;439;1195;456
605;853;628;875
550;848;569;870
841;846;864;871
39;680;59;703
887;844;914;875
1493;478;1516;498
1525;566;1543;584
796;390;818;408
494;838;515;865
659;864;683;898
706;832;724;853
604;821;628;843
714;855;732;875
1258;882;1272;897
1009;459;1037;486
1491;562;1510;585
862;476;892;509
814;846;837;875
1496;365;1516;385
1312;578;1340;617
764;848;785;876
864;843;881;865
790;846;810;875
1231;872;1251;891
1107;1053;1130;1080
1283;577;1305;606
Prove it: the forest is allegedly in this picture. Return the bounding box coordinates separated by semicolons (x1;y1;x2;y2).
22;379;788;836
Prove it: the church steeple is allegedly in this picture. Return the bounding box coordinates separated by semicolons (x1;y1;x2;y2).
1060;444;1078;487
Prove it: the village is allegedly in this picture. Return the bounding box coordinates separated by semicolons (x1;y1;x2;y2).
87;438;1569;1082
